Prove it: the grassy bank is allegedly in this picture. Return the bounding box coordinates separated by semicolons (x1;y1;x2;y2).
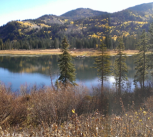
0;82;153;136
0;49;139;56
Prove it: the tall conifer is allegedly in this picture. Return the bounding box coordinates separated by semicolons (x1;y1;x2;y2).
58;37;76;87
94;41;111;93
0;39;3;50
114;37;128;94
148;22;153;76
134;30;149;89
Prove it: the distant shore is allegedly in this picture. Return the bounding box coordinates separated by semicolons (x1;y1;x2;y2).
0;49;139;56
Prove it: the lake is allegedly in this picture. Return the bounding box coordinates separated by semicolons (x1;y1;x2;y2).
0;55;152;92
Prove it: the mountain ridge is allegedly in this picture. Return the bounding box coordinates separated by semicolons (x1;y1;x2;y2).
60;8;108;20
0;2;153;45
128;2;153;12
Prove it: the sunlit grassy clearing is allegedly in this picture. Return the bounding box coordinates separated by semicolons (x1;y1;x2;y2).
0;49;139;56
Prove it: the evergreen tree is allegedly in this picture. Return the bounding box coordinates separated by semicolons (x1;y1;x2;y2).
134;30;149;89
94;41;111;93
114;37;128;94
92;38;98;49
148;22;153;76
54;38;59;49
58;37;76;87
0;39;3;50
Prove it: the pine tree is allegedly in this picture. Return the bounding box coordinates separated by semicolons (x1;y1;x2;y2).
58;37;76;87
148;22;153;76
94;41;111;93
134;30;149;89
54;38;59;49
114;37;128;94
0;39;3;50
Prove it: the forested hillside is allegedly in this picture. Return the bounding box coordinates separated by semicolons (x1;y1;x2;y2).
0;2;153;50
60;8;107;20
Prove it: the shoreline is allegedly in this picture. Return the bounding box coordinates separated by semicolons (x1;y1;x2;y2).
0;49;139;56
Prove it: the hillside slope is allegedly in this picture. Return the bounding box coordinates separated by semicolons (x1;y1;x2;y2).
60;8;107;20
0;2;153;43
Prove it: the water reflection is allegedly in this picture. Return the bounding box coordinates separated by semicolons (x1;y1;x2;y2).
0;55;150;91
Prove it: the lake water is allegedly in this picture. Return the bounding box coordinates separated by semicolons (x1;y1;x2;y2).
0;55;152;92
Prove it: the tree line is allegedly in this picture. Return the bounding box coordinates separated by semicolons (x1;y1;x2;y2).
0;33;146;50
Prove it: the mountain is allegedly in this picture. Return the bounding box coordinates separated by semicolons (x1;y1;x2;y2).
60;8;108;20
0;2;153;45
36;15;65;24
127;2;153;21
128;2;153;12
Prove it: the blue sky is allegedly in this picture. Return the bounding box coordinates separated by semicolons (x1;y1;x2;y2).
0;0;153;26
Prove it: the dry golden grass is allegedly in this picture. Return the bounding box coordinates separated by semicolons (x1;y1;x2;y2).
1;106;153;136
109;49;139;56
0;82;153;136
0;49;62;55
0;49;139;56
